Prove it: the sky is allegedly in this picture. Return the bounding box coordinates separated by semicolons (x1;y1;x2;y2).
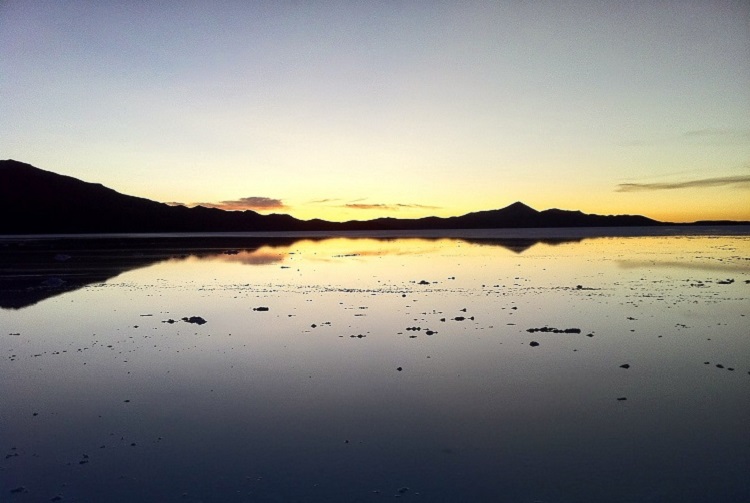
1;0;749;222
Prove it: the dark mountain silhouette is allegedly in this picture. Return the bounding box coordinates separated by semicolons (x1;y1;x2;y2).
0;159;744;234
0;160;307;233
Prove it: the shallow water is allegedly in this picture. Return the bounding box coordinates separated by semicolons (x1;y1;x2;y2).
2;232;749;502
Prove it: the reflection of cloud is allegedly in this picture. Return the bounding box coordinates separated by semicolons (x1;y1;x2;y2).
344;202;441;211
336;247;438;257
616;175;750;192
191;197;287;211
217;250;287;265
165;201;187;206
617;260;749;273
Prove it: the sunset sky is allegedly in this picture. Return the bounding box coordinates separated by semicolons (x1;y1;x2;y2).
2;1;749;222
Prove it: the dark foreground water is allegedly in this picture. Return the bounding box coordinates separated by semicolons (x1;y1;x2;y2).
1;230;749;502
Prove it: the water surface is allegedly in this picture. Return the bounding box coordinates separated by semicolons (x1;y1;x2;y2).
2;231;749;502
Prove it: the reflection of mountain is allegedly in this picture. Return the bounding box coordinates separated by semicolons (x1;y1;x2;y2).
0;160;691;234
0;236;298;309
0;236;581;309
458;237;583;253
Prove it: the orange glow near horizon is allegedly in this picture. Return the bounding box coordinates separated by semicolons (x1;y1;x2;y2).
182;190;749;224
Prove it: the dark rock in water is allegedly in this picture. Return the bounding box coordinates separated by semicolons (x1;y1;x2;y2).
616;397;627;401
529;341;539;347
454;316;466;321
253;307;270;312
717;278;734;284
397;367;403;371
716;364;724;369
620;364;630;369
398;487;409;494
163;319;177;324
425;330;436;335
10;486;27;494
51;496;63;502
418;280;430;285
527;326;581;334
182;316;207;325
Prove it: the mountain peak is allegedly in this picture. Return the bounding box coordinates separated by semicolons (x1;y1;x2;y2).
504;201;537;212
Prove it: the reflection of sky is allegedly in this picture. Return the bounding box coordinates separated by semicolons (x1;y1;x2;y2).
1;235;749;501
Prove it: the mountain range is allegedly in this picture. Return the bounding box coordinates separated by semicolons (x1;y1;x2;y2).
0;159;744;234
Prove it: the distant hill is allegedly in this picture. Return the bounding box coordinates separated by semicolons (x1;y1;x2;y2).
0;160;305;233
0;159;739;234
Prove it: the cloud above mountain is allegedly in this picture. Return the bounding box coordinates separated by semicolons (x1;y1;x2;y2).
178;196;288;211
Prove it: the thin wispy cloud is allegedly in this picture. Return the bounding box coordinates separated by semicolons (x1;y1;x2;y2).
616;175;750;192
345;203;391;210
622;128;750;147
188;196;288;211
344;202;441;211
683;128;750;141
308;198;341;204
395;203;441;210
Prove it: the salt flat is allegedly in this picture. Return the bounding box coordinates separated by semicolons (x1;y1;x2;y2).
2;231;749;502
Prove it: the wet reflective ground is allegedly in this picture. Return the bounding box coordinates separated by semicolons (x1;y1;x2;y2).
2;230;749;502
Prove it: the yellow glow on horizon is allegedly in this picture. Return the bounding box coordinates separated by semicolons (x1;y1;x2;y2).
163;187;750;224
